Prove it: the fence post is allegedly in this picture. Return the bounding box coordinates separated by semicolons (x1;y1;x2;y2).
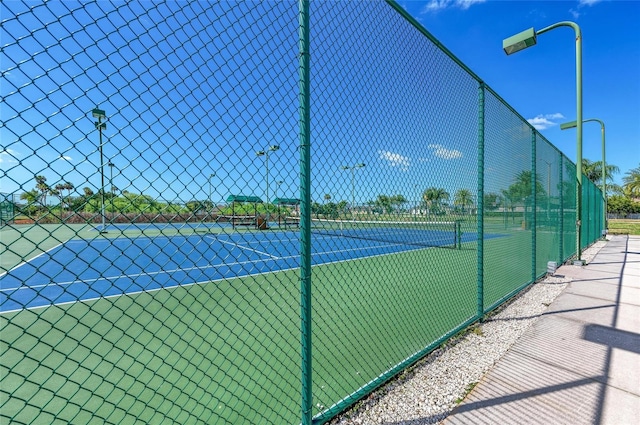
298;1;313;424
477;81;485;320
531;128;537;281
559;155;564;262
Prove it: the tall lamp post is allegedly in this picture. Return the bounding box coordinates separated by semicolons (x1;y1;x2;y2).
415;184;419;220
503;21;584;264
107;160;114;223
256;145;280;226
108;161;115;193
208;173;215;216
92;107;107;233
561;118;607;234
341;163;365;211
276;180;283;227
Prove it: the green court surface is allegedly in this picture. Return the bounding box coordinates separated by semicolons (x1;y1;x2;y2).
1;218;568;423
2;240;482;423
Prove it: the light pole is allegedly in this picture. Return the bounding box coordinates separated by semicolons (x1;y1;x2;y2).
276;180;283;227
256;145;280;227
208;173;215;215
561;118;607;234
414;184;419;220
503;21;584;263
107;160;114;222
92;107;107;233
108;161;115;193
341;163;365;211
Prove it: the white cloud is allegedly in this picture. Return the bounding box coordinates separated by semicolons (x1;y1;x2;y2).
527;113;565;130
571;0;603;18
59;155;73;161
423;0;486;12
428;144;463;160
378;150;411;172
456;0;486;9
0;148;18;164
578;0;602;6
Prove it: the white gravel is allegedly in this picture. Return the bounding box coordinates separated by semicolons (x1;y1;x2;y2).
329;239;609;425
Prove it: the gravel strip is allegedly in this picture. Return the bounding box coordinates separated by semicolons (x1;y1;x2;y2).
329;239;609;425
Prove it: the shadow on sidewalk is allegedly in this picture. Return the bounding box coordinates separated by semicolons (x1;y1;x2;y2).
429;235;634;425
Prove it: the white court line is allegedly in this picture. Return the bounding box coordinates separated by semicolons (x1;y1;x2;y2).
1;237;411;293
0;240;433;314
211;236;281;259
1;254;295;291
0;259;304;315
0;241;66;279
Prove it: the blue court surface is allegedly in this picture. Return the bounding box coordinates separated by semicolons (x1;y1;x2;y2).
0;228;501;313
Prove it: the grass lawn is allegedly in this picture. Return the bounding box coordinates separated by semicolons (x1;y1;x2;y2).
608;219;640;235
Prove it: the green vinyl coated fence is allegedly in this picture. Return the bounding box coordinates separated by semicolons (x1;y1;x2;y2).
1;1;604;424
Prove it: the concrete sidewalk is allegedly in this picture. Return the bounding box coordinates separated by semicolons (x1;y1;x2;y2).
446;235;640;425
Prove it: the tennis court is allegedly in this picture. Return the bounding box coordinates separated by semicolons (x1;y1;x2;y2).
1;221;508;423
2;1;605;423
0;220;500;313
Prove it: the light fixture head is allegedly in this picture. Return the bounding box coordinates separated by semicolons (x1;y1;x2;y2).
560;120;578;130
92;108;106;119
503;28;537;55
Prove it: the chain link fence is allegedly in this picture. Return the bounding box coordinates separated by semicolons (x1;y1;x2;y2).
1;1;604;424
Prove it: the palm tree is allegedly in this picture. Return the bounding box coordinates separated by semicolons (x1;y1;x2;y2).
581;158;619;186
454;189;474;215
510;171;547;202
484;192;500;211
54;183;66;210
422;187;449;218
324;194;331;204
49;187;60;212
390;194;407;213
507;171;546;229
500;188;518;224
35;175;50;206
623;164;640;198
20;189;39;215
63;181;74;207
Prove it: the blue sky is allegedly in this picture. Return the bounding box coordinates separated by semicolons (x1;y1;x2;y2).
399;0;640;188
1;0;637;206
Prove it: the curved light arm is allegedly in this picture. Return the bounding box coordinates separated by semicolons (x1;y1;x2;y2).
503;20;584;260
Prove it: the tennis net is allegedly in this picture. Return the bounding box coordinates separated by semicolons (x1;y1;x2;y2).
311;218;462;249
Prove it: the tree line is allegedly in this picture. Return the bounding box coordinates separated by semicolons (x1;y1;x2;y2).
15;160;640;219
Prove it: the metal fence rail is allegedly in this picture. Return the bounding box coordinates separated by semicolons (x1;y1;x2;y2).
1;1;604;424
